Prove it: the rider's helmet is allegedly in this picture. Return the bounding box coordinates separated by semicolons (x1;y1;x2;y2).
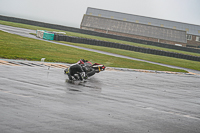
81;59;88;62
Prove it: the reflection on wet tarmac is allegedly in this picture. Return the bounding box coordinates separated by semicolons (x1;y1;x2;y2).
0;61;200;133
65;77;102;93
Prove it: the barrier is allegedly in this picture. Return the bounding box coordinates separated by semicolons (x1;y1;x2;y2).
54;34;59;41
115;43;119;48
36;30;54;40
36;30;44;39
53;33;200;61
57;34;63;41
84;39;89;44
70;37;77;43
89;39;94;45
43;32;54;40
35;30;200;62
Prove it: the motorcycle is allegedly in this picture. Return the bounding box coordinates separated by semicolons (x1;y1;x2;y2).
64;59;106;81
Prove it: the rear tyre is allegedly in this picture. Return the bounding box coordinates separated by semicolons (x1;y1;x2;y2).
87;68;96;77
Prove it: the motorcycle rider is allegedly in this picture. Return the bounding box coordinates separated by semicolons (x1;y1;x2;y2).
65;59;97;81
67;63;86;81
79;59;95;78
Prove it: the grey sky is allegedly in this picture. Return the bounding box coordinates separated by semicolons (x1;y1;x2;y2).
0;0;199;28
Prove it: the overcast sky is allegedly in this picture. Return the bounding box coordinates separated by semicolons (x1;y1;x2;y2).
0;0;199;28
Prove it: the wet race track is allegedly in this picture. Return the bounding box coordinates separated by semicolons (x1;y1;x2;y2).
0;24;200;132
0;60;200;133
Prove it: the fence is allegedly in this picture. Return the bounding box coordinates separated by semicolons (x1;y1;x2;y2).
53;34;200;62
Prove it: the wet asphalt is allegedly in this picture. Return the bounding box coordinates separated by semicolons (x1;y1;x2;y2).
0;24;200;132
0;62;200;133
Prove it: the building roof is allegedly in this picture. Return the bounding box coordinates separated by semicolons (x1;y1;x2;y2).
86;7;200;36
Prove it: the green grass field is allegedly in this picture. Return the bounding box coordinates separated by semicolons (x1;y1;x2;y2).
0;30;188;72
1;20;200;57
58;41;200;71
1;20;200;72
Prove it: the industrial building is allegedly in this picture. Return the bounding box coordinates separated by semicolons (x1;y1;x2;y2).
80;7;200;48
